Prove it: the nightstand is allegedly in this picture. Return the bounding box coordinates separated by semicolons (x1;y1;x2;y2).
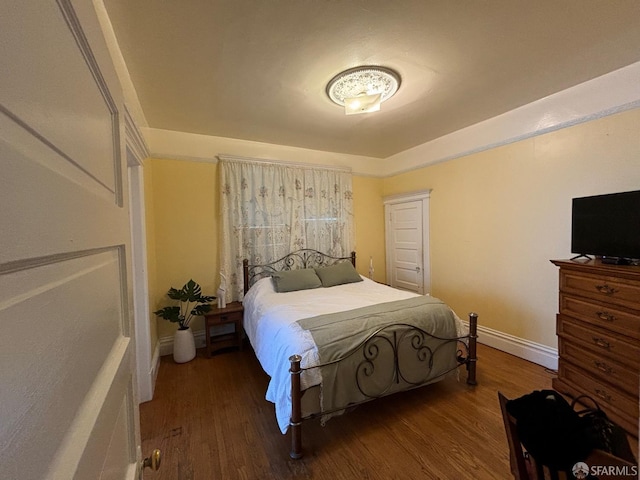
203;301;244;357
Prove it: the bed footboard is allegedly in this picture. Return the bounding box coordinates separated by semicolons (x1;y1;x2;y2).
288;311;479;459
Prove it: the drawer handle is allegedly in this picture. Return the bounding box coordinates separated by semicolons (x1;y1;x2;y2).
594;389;612;402
595;284;618;295
595;311;616;322
592;337;611;350
594;361;613;374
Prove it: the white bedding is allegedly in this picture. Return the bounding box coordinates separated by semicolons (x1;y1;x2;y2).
242;275;463;433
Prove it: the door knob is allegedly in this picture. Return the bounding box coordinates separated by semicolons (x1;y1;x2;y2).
415;266;421;272
142;449;162;472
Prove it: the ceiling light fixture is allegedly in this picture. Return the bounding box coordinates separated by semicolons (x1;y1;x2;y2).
326;66;401;115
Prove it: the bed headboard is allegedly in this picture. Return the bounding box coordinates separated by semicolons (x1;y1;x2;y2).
243;249;356;294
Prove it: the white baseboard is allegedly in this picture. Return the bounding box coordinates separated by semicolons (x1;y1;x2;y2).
468;322;558;371
150;341;160;391
158;325;558;370
159;335;172;357
139;341;161;404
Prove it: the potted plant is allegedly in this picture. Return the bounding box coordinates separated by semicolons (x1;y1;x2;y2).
154;279;215;363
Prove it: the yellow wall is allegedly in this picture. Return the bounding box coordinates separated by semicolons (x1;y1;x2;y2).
383;108;640;347
352;175;386;282
146;158;219;338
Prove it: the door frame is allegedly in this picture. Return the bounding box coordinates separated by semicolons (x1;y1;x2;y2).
383;190;431;293
124;108;155;404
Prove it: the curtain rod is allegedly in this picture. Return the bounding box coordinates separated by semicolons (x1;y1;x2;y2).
217;154;352;173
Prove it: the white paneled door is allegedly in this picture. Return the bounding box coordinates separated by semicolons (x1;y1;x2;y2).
384;192;431;294
0;1;141;479
387;201;424;293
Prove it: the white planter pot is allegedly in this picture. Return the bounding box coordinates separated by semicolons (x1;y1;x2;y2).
173;327;196;363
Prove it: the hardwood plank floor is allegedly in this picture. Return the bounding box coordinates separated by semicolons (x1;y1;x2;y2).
140;344;560;479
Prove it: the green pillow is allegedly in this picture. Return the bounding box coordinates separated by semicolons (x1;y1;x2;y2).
315;262;363;288
271;268;322;293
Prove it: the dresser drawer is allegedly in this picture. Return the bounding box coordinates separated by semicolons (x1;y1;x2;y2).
560;270;640;310
557;315;640;368
560;294;640;340
559;338;638;395
214;311;243;324
558;361;638;419
552;377;638;436
552;260;640;438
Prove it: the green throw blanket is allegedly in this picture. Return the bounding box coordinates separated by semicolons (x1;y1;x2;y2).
297;295;460;417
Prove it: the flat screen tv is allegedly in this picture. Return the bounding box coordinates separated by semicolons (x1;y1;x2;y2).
571;190;640;262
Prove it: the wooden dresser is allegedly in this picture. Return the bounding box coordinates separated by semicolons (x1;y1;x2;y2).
551;259;639;436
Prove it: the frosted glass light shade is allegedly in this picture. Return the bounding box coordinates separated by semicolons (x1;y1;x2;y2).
344;93;382;115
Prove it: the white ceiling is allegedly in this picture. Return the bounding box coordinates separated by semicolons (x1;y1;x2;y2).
103;1;640;159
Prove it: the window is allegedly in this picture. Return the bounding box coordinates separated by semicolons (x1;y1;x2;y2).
219;157;354;301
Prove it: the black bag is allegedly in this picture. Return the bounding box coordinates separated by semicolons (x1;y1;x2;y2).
506;390;593;470
571;394;637;464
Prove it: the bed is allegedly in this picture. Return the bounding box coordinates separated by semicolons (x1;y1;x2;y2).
242;249;478;458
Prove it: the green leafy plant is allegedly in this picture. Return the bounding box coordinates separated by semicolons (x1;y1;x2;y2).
154;279;215;330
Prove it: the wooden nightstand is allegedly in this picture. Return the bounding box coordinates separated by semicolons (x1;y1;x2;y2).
203;301;244;357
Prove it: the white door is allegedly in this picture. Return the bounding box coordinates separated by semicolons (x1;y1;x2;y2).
0;1;141;479
387;201;425;293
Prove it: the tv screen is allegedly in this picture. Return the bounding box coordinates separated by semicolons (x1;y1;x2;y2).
571;190;640;260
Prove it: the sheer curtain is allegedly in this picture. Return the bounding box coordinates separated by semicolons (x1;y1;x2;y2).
219;157;355;301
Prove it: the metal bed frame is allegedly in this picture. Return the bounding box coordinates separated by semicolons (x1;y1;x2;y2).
242;249;478;459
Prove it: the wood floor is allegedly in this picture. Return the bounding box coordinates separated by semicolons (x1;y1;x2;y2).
139;343;563;479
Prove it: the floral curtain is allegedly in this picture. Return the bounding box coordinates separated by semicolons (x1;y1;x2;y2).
219;158;354;301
